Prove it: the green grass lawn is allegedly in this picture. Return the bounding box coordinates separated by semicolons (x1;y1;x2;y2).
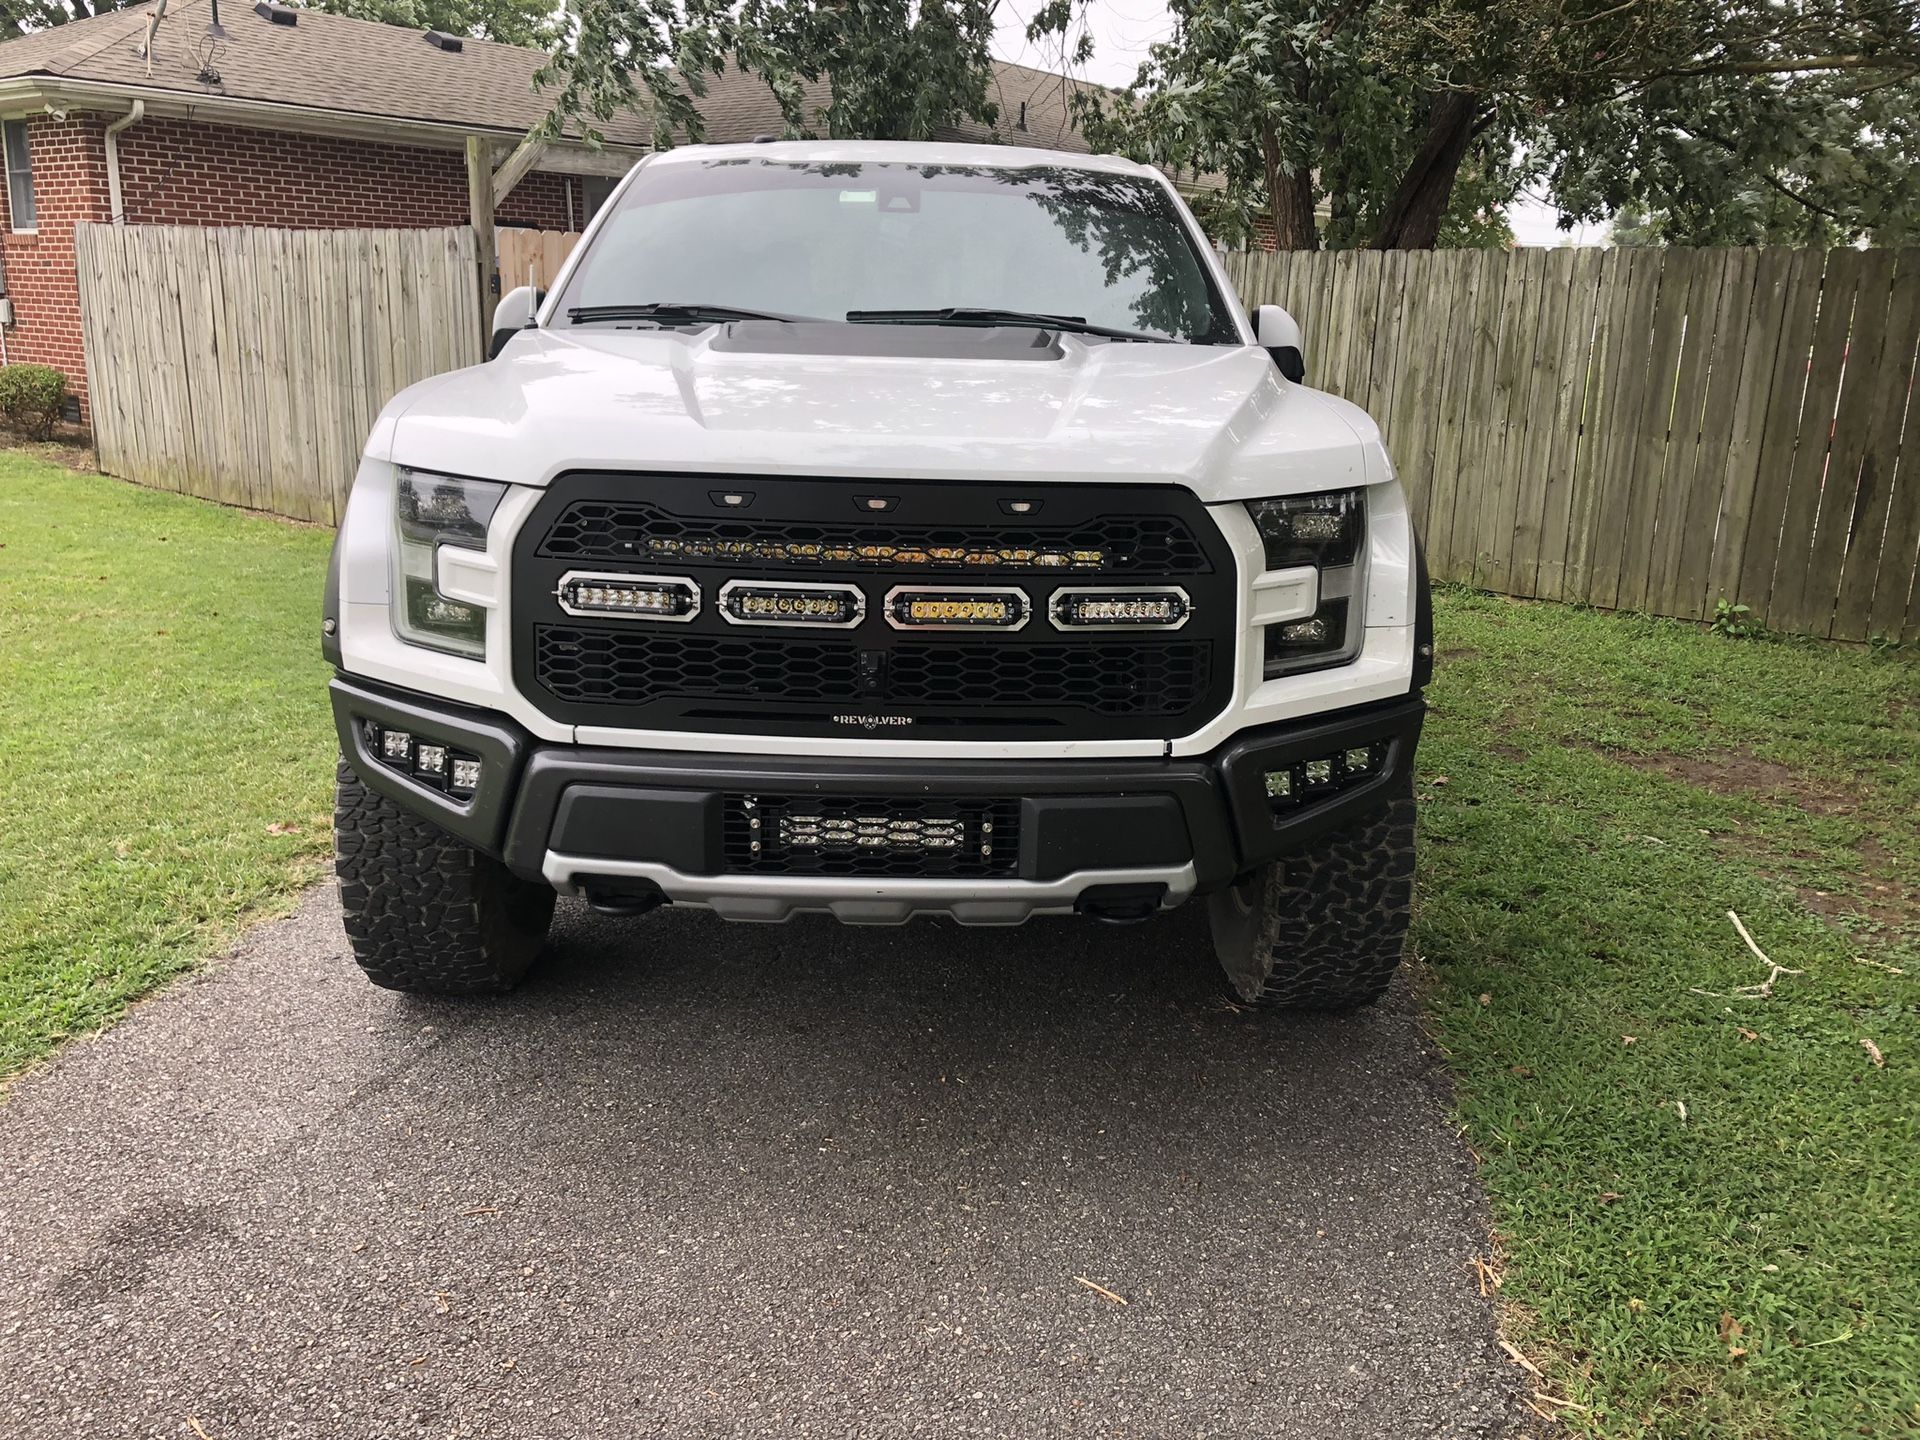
0;454;335;1078
1;453;1915;1433
1419;589;1919;1438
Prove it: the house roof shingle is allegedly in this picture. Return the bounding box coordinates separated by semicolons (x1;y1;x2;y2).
0;1;1099;155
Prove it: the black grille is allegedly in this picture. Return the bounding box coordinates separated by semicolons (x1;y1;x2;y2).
538;502;1211;576
535;626;1210;721
722;794;1020;877
512;474;1238;742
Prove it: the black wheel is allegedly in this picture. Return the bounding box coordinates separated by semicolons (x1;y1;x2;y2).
333;755;554;994
1207;776;1417;1012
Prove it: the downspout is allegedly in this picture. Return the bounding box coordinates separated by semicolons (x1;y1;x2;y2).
104;100;145;224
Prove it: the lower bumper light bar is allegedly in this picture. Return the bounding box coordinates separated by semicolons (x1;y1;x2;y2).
1265;741;1384;811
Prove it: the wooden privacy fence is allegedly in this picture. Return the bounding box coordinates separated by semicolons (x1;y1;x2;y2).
497;228;582;297
75;224;483;525
1225;246;1920;643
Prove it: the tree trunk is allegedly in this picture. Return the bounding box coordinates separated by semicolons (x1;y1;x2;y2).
1260;126;1318;251
1370;90;1477;250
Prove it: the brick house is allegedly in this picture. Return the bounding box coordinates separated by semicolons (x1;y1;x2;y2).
0;0;1121;420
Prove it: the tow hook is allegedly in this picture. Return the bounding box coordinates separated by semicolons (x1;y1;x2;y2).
1074;884;1168;925
578;877;668;917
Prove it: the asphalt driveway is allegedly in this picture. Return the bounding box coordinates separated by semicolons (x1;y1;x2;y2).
0;888;1521;1438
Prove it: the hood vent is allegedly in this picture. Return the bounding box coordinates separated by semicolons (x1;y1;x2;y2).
424;29;464;51
708;320;1064;362
254;1;297;23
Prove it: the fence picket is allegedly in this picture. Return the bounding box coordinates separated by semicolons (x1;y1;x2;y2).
1534;248;1605;600
1768;249;1867;633
1827;250;1920;640
1868;255;1920;642
1703;247;1797;617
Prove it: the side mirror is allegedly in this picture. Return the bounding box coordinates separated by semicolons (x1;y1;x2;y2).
1255;304;1305;383
490;285;543;360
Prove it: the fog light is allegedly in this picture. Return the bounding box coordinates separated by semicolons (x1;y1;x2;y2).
1049;587;1191;631
450;758;481;792
886;587;1029;630
1263;742;1388;813
720;581;864;627
556;572;698;621
416;743;447;777
382;729;412;762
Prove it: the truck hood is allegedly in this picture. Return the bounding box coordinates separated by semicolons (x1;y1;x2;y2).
379;325;1389;502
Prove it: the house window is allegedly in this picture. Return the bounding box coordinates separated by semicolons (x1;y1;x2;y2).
3;119;35;232
581;175;617;225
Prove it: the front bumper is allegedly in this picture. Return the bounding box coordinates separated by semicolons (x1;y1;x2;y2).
331;675;1423;924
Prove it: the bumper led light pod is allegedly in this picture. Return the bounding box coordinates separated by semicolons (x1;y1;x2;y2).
415;743;448;777
719;581;865;628
449;758;481;793
1049;586;1192;631
381;728;413;762
555;572;700;622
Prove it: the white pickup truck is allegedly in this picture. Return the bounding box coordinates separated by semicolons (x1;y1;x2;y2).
322;140;1432;1011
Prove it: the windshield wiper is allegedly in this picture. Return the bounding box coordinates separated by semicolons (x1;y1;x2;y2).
845;307;1169;343
566;302;823;326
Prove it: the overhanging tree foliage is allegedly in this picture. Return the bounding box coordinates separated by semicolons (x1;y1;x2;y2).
532;0;1004;150
1065;0;1920;249
2;0;131;37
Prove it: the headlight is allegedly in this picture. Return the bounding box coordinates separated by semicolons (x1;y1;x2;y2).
1247;489;1366;677
1247;491;1364;569
392;468;506;658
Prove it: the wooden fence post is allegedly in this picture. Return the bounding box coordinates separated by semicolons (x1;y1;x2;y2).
465;135;496;346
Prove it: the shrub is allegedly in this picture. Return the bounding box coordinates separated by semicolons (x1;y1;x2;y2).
0;363;69;439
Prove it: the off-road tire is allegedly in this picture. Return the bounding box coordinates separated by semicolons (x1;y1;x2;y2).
1207;776;1416;1012
334;756;554;994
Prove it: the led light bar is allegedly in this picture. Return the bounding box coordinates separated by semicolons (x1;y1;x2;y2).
641;538;1106;570
718;580;865;628
884;586;1031;631
779;814;965;851
555;571;699;622
1048;586;1192;632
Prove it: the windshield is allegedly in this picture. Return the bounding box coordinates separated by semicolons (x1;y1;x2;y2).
556;159;1241;345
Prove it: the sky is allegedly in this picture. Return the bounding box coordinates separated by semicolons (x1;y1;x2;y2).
990;0;1607;247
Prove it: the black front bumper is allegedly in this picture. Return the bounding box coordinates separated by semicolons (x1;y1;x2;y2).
331;675;1424;898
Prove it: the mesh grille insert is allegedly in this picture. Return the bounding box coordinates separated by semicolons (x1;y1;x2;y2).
534;626;1211;720
723;794;1020;878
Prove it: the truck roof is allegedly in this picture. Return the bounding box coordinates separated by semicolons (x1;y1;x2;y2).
643;139;1160;177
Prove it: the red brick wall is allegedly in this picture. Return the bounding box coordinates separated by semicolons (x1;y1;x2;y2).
0;112;586;420
0;115;111;414
113;116;576;230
